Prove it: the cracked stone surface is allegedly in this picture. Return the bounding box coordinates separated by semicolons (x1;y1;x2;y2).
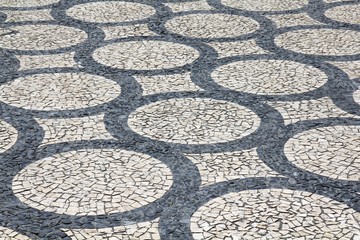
0;73;121;111
128;98;261;144
0;0;359;239
13;149;173;215
211;59;328;95
190;189;360;239
284;125;360;181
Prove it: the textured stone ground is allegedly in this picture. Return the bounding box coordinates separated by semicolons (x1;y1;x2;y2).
0;0;359;239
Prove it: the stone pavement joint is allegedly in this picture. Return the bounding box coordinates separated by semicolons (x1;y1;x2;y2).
0;0;359;239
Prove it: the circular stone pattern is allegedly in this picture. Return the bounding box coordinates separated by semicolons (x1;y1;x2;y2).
0;73;121;111
325;4;360;25
285;125;360;181
191;189;360;239
275;29;360;56
0;226;31;239
12;149;173;216
221;0;308;11
0;0;58;7
128;98;261;144
0;120;18;154
0;25;87;51
66;1;156;23
93;40;199;70
165;13;259;39
211;60;328;95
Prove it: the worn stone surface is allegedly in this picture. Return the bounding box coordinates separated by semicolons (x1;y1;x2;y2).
0;0;359;239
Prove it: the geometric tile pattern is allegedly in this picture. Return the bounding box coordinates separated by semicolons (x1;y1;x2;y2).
0;0;359;239
190;189;360;239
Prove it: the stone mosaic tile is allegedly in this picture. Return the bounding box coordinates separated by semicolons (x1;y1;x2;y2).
275;29;360;56
267;97;360;125
0;120;18;153
355;89;360;106
0;0;58;8
266;13;323;28
324;3;360;25
66;1;156;24
93;40;199;71
0;73;121;111
185;148;280;186
16;52;78;71
3;9;53;22
12;149;173;215
190;189;360;239
134;73;202;96
63;219;160;240
0;25;87;51
327;60;360;79
206;40;269;58
101;25;157;41
128;98;261;144
164;0;214;12
0;0;359;238
35;114;115;146
211;59;328;95
165;13;259;39
0;226;31;239
221;0;308;11
322;0;354;3
285;125;360;181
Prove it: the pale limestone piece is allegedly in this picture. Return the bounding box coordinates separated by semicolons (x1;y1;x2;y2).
275;29;360;56
164;0;214;12
128;98;261;144
0;120;18;154
207;40;269;58
190;189;360;239
0;25;87;51
323;0;353;3
211;60;328;95
355;89;360;105
13;149;173;215
66;1;156;23
285;125;360;181
0;226;31;239
93;40;199;71
267;97;360;125
0;28;13;35
185;148;280;186
327;61;360;79
134;73;202;96
16;52;78;71
63;219;160;240
0;73;121;111
266;13;323;28
165;13;259;39
101;24;157;40
4;9;53;22
0;0;58;7
325;3;360;25
35;114;115;146
221;0;308;11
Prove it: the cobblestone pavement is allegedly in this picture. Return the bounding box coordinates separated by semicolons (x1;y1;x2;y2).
0;0;359;239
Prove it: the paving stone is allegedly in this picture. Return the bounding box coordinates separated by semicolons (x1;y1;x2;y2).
165;13;259;39
3;9;54;22
0;0;358;238
275;29;360;56
190;189;360;239
220;0;308;11
127;98;261;144
66;1;156;24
